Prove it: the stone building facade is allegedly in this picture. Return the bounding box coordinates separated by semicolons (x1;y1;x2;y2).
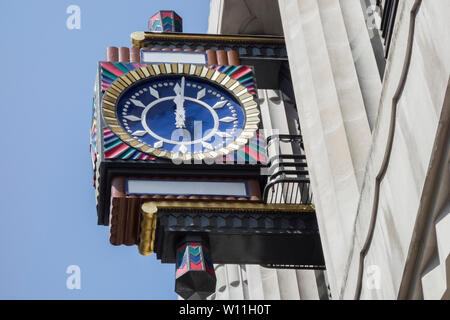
207;0;450;300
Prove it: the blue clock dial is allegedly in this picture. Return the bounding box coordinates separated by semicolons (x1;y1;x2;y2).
116;75;246;155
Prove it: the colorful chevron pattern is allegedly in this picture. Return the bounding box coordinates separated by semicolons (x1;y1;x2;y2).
101;63;256;96
202;245;215;277
99;62;266;163
149;11;182;33
209;65;256;95
174;14;182;32
176;242;214;278
100;62;146;91
103;127;155;161
223;130;267;164
149;13;162;32
90;98;97;186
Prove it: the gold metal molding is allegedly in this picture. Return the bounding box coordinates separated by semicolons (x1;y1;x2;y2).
131;31;285;48
138;200;315;256
142;201;315;213
138;203;158;256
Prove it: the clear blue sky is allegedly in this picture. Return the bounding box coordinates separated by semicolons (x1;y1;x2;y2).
0;0;210;299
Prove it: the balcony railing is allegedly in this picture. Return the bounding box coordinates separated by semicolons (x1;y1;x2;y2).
261;135;325;270
263;134;312;205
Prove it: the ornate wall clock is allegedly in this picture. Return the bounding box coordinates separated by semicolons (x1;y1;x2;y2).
102;64;260;161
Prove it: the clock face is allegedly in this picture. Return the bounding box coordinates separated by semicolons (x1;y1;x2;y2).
116;76;245;155
102;64;260;160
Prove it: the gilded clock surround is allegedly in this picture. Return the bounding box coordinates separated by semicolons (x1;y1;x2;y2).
102;63;260;161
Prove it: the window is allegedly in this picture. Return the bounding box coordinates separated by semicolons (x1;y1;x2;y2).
378;0;400;58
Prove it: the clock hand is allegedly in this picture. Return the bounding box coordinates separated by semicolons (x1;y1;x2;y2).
173;76;186;129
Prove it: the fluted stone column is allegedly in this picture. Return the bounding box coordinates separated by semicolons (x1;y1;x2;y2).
209;264;249;300
278;0;374;299
339;0;383;130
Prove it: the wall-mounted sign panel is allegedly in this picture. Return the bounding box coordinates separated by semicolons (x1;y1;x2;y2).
126;179;249;197
141;50;207;64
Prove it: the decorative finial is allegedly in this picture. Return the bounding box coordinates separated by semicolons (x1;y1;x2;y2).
149;11;182;33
